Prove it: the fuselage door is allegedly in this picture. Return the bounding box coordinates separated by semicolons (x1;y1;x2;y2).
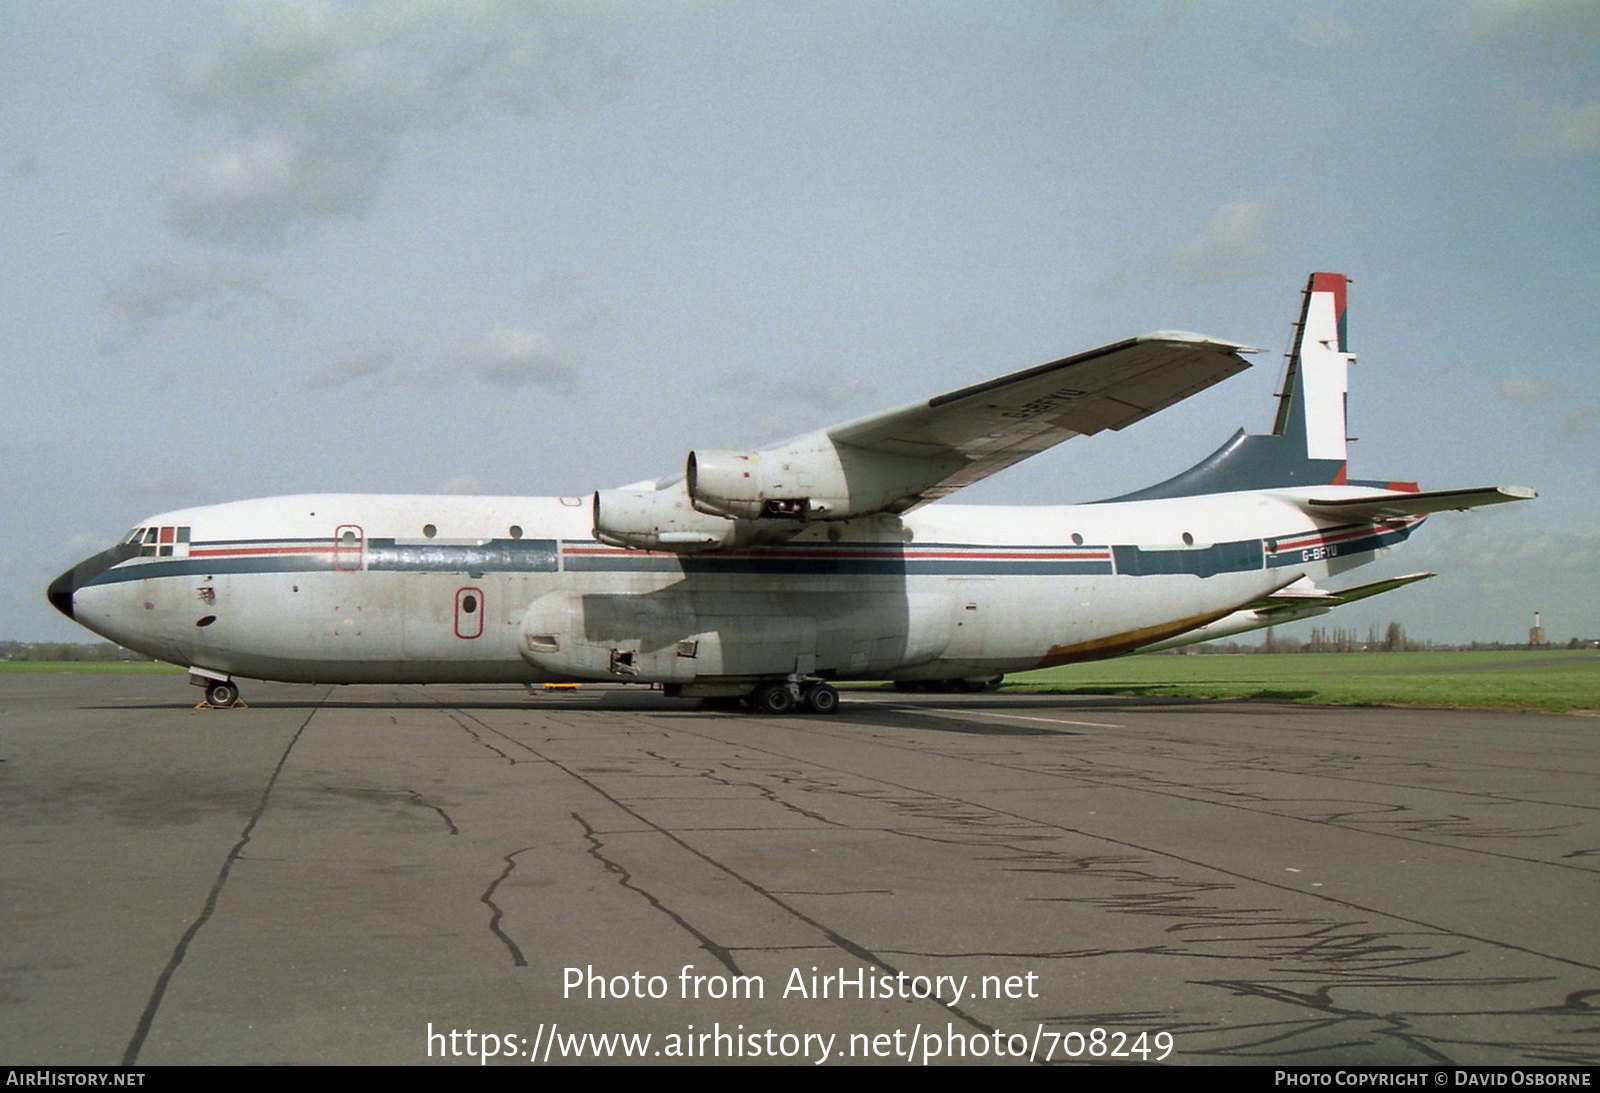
334;525;364;572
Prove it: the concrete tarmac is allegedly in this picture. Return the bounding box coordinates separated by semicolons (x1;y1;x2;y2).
2;673;1596;1066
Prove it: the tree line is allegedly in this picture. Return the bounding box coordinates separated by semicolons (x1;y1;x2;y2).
1;642;154;662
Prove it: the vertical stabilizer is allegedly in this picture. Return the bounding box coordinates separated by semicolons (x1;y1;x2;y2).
1274;272;1351;464
1103;273;1358;501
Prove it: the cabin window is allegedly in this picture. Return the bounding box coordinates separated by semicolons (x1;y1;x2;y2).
509;525;523;539
1071;533;1084;546
423;523;437;538
454;586;484;639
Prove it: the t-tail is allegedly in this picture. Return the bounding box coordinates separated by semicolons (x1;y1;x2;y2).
1107;272;1535;518
1109;272;1363;499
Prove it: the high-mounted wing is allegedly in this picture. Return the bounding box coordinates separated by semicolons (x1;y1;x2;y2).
592;331;1256;552
826;332;1257;509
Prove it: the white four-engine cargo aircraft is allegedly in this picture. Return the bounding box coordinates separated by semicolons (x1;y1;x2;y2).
49;273;1534;713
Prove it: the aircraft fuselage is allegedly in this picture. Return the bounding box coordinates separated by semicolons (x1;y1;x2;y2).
57;488;1419;689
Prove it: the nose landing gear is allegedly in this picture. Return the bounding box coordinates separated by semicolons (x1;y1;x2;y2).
189;671;245;709
204;680;242;708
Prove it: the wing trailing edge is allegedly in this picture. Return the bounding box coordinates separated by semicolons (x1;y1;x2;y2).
828;332;1257;509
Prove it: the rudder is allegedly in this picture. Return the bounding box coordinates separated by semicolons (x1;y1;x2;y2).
1274;271;1351;465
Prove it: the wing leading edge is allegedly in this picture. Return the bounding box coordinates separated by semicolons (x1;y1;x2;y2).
826;332;1258;510
594;331;1257;551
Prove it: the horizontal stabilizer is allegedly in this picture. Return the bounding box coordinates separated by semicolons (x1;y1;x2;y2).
1245;571;1435;614
1138;572;1435;652
1299;485;1536;519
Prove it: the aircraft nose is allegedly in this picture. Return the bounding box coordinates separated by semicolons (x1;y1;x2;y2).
47;566;80;619
48;543;136;621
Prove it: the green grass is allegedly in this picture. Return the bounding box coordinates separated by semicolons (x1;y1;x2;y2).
8;650;1596;713
0;660;183;674
1002;650;1600;713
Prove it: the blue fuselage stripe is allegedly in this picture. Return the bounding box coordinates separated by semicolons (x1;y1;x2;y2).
78;524;1416;587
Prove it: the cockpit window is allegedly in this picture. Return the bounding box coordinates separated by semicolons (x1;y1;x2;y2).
134;525;192;558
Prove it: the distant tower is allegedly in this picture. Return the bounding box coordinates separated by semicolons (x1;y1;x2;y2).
1529;610;1547;646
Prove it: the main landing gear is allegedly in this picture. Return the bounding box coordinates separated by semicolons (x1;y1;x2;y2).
892;675;1004;693
703;680;841;715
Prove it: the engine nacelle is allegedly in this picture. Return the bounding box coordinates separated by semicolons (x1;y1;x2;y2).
687;442;941;522
592;486;743;553
686;450;825;520
593;485;804;552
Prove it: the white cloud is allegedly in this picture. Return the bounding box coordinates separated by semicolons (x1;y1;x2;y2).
162;0;615;244
434;474;485;495
1495;374;1559;403
1398;519;1600;641
1493;374;1596;433
1162;189;1289;282
1505;94;1600;156
104;258;296;329
307;327;579;391
439;326;579;390
309;342;396;388
1454;0;1600;74
1454;0;1600;158
718;365;880;442
165;134;384;243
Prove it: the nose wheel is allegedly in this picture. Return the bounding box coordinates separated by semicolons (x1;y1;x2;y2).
201;680;243;709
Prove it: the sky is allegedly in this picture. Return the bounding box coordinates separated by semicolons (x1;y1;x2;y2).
3;0;1596;646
